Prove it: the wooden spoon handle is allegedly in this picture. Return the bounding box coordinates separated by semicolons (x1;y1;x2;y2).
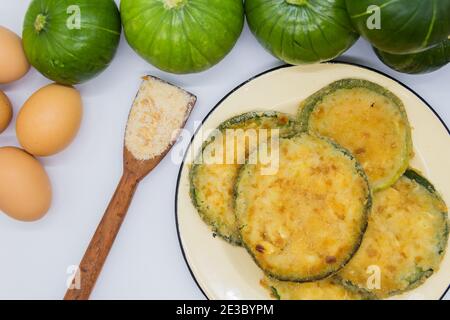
64;171;139;300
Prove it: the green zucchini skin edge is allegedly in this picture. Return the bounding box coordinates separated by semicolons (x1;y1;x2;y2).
403;169;449;257
189;164;242;245
270;286;281;300
234;133;372;282
298;78;413;192
189;111;298;246
337;169;449;298
374;40;450;74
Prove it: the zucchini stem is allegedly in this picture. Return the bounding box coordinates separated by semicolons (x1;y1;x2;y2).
163;0;187;9
286;0;308;5
34;14;47;33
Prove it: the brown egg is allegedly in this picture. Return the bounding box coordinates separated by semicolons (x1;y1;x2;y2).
16;84;83;156
0;147;52;221
0;26;30;84
0;90;13;134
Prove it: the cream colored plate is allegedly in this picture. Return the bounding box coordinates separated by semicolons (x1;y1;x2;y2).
175;63;450;300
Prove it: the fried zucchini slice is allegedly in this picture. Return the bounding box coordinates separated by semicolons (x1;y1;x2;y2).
235;134;371;281
261;276;368;300
190;112;297;245
299;79;413;192
338;169;449;299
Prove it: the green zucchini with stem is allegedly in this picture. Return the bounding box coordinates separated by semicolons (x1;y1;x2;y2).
22;0;121;85
121;0;244;74
245;0;359;64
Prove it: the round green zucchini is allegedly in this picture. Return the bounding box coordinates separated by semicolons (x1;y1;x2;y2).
346;0;450;54
299;78;413;192
22;0;121;85
190;111;297;245
374;40;450;74
261;276;368;300
245;0;359;64
338;169;449;299
235;134;371;282
120;0;244;74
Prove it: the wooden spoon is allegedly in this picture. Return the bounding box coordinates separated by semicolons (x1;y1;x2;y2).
64;76;196;300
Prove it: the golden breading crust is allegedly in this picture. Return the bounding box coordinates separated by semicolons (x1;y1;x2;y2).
299;78;413;192
338;169;449;298
235;134;371;281
261;276;367;300
190;112;297;245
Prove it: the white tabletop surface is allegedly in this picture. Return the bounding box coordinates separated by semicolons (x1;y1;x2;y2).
0;1;448;300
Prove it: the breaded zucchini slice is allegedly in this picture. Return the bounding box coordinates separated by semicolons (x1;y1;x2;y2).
235;134;371;281
338;169;449;299
261;276;368;300
299;79;413;192
190;112;297;245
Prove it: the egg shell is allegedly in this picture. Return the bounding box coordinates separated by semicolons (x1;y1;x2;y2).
0;90;13;134
0;26;30;84
0;147;52;222
16;84;83;157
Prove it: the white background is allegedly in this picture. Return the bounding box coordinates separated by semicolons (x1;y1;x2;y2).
0;1;448;300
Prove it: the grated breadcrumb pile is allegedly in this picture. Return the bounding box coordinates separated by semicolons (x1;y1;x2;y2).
125;76;194;160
